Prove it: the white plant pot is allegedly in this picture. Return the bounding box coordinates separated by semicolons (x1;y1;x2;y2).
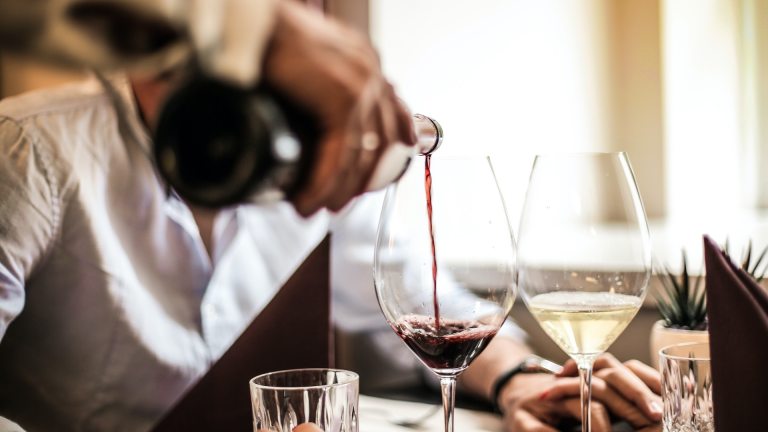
649;320;709;369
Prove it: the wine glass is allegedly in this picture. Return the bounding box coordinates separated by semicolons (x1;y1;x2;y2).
373;156;517;432
517;152;651;432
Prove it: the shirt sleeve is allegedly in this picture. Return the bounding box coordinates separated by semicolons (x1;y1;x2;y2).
0;118;62;341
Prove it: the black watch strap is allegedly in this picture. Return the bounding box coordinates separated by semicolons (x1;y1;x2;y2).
491;355;563;413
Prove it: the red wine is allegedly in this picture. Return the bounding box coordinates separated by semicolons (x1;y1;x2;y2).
424;155;440;330
393;315;498;371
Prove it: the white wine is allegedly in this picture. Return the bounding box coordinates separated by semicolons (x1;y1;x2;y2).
528;291;642;359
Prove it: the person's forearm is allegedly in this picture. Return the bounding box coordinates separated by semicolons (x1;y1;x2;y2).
457;336;533;401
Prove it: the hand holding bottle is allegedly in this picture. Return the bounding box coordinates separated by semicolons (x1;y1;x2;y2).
152;1;437;213
264;1;416;215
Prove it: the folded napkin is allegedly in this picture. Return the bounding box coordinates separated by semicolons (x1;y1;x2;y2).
704;235;768;431
152;236;333;432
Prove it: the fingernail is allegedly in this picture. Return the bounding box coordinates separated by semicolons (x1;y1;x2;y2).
538;391;550;401
649;400;663;416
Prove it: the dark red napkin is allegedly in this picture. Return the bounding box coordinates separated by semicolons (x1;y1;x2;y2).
703;235;768;431
152;236;333;432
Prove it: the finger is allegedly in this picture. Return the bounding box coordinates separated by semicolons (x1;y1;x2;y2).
355;85;400;191
624;359;662;395
556;399;612;432
505;408;558;432
326;88;392;211
543;377;653;428
540;376;580;400
559;353;624;377
376;82;400;149
591;353;623;371
292;130;352;215
558;359;578;377
589;400;613;432
390;87;416;147
596;366;662;423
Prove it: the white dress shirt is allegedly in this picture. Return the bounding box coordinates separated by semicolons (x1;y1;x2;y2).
0;77;522;431
0;77;337;431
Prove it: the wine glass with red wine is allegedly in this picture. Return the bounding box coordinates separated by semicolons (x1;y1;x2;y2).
373;156;517;432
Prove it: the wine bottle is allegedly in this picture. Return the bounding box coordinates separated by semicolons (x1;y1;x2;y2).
153;75;442;208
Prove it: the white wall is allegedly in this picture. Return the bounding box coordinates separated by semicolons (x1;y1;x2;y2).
370;0;618;230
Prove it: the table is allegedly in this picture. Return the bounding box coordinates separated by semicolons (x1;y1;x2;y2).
359;395;502;431
359;394;637;432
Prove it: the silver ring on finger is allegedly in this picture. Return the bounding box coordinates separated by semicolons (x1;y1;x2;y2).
360;132;381;152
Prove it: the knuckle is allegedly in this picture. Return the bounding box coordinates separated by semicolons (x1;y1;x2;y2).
594;371;610;383
602;369;619;381
591;378;608;394
336;84;360;108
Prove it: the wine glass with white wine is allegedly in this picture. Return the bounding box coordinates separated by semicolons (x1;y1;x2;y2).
516;152;651;432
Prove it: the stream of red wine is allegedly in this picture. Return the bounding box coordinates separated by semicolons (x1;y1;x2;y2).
424;155;440;331
398;157;498;370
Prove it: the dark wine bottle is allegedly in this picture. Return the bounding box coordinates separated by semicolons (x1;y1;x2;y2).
153;75;442;208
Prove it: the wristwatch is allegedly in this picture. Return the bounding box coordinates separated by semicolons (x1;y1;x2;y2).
491;355;563;413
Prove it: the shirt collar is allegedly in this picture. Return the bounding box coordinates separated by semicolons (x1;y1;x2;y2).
96;72;153;155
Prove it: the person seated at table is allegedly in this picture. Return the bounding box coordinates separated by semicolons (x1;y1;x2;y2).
0;5;662;432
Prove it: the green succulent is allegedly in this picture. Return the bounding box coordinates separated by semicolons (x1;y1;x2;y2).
656;251;707;330
724;239;768;283
656;241;768;331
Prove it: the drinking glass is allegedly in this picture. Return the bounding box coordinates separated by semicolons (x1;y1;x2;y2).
517;152;651;432
250;368;359;432
374;156;517;432
659;342;713;432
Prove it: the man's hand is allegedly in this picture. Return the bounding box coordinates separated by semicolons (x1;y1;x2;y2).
264;1;415;216
497;354;662;432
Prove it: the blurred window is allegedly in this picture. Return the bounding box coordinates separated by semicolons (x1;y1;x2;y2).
368;0;768;271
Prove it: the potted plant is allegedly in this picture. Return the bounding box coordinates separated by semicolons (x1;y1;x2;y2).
649;242;768;368
649;251;708;368
723;240;768;284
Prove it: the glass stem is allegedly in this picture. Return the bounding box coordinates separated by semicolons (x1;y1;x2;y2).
578;363;594;432
439;376;457;432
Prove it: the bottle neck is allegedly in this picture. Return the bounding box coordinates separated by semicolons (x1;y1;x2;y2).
413;114;443;155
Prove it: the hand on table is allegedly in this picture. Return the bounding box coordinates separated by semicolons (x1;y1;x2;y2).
265;1;415;216
497;354;662;432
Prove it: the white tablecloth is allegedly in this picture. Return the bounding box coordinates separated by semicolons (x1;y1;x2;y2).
359;394;502;431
